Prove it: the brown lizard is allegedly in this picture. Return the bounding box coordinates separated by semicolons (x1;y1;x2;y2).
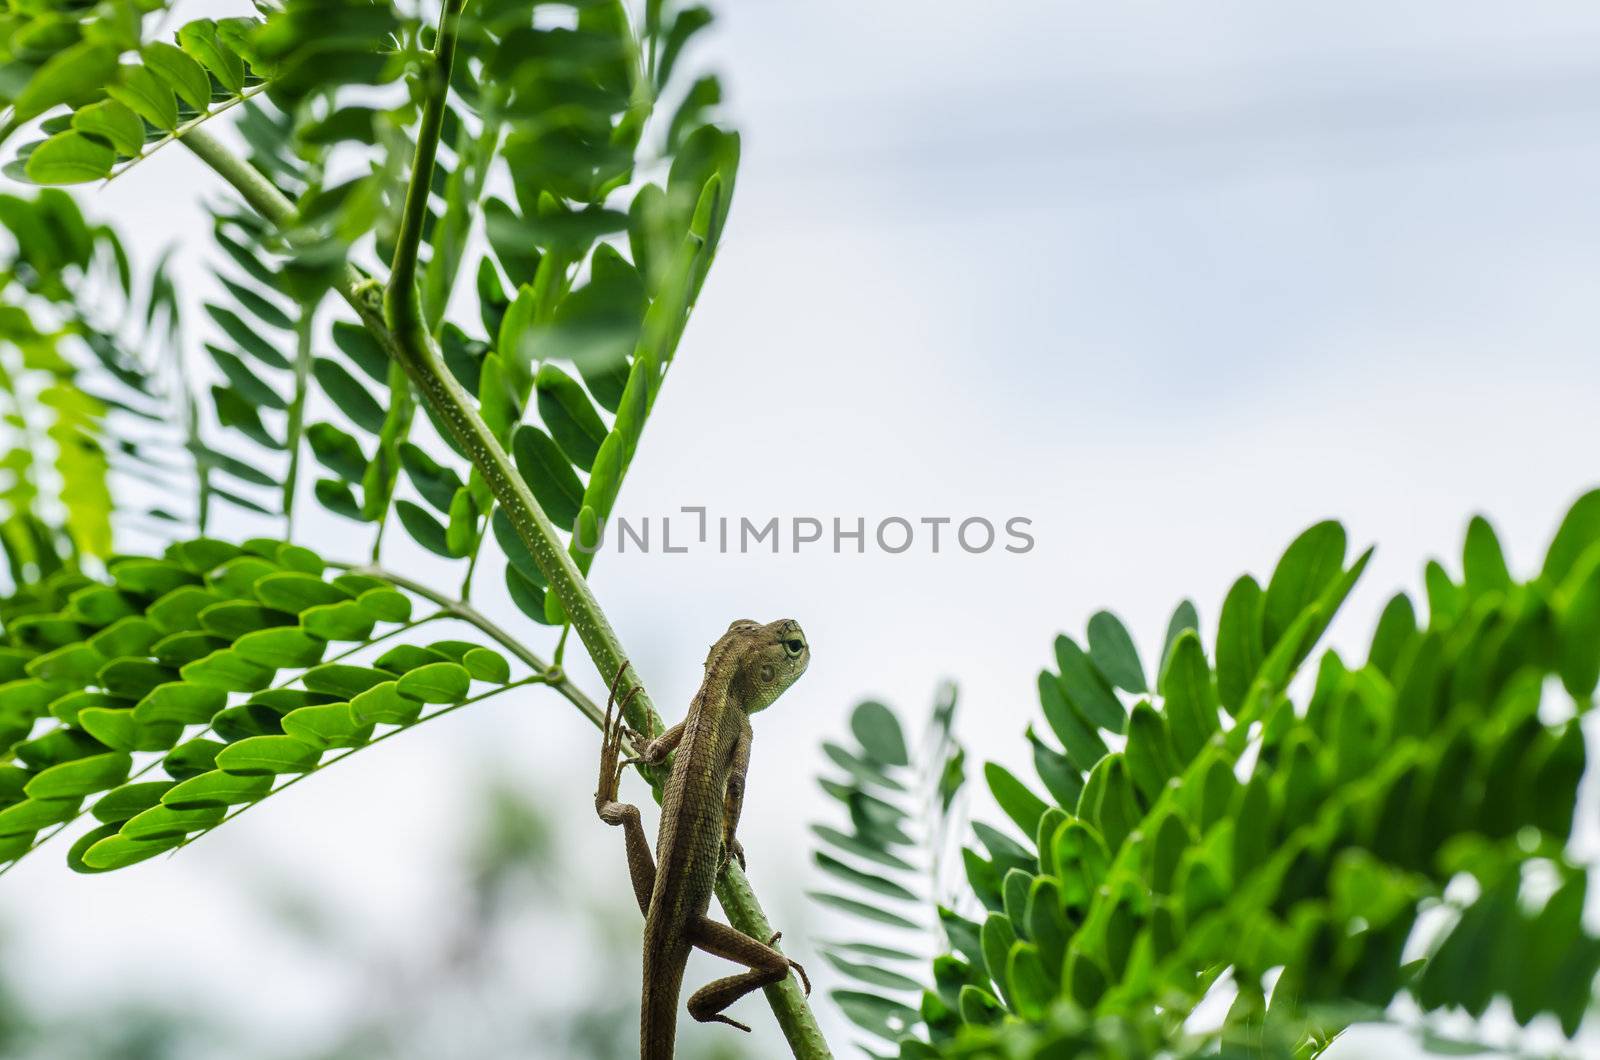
594;618;812;1060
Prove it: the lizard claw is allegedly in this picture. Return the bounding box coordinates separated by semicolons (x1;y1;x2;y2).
619;722;656;768
765;932;811;995
719;836;746;874
703;1014;751;1034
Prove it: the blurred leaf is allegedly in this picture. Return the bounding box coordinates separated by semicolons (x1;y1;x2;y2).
850;701;908;767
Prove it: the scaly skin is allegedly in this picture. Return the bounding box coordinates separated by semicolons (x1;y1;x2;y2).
595;619;812;1060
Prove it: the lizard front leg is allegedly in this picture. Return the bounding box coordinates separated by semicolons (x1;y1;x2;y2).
719;721;752;872
594;663;655;916
625;719;685;769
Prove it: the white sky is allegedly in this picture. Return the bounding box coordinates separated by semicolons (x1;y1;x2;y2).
6;1;1600;1056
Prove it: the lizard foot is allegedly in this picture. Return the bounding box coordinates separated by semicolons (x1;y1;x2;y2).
594;661;637;813
702;1014;751;1034
719;837;746;874
766;932;812;995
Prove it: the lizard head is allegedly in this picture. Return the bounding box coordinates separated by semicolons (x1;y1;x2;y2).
717;618;810;714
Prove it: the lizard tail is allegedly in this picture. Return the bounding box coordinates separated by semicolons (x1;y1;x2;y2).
641;937;689;1060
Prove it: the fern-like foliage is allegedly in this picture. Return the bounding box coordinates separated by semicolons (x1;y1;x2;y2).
3;0;737;595
3;4;273;184
0;0;743;880
817;495;1600;1058
0;187;191;579
0;534;533;873
811;690;967;1055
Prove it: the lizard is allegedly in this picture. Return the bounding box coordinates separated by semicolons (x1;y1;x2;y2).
594;618;813;1060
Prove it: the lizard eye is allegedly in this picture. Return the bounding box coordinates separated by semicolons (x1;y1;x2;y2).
783;638;805;657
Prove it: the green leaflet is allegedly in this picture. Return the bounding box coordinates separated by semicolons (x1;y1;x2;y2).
313;357;385;434
120;802;225;841
132;682;225;726
375;644;446;675
395;501;452;558
233;627;327;668
1036;672;1106;772
23;752;131;800
180;649;272;692
178;19;246;94
1085;610;1144;694
281;704;372;751
162;769;273;809
850;701;909;766
349;681;422;726
445;489;478;557
399;442;462;512
308;423;368;482
302;664;390;699
215;735;320;776
300;601;375;641
254;572;349;613
1556;545;1600;698
1541;487;1600;586
92;781;173;824
80;831;180;871
1213;574;1264;713
1053;635;1125;734
140;42;211;111
12;41;121;122
207;307;291;369
395;662;471;704
0;796;80;836
106;64;179;131
461;648;511;683
512;425;584;530
199;601;293;639
534;364;607;472
71;100;143;156
24;132;115;185
983;762;1046;838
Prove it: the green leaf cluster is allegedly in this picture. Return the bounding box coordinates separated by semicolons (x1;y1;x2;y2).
0;0;747;865
0;533;520;873
817;497;1600;1057
5;7;273;185
13;0;748;606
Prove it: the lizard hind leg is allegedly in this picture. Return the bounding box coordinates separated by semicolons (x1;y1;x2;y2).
684;916;811;1031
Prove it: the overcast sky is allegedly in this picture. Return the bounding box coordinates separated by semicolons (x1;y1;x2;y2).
5;1;1600;1056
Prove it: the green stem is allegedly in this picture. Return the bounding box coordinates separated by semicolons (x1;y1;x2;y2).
459;500;493;601
421;92;502;331
282;302;315;533
380;0;665;733
182;127;296;227
385;0;463;317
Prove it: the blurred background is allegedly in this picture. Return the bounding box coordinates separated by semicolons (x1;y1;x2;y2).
5;0;1600;1056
